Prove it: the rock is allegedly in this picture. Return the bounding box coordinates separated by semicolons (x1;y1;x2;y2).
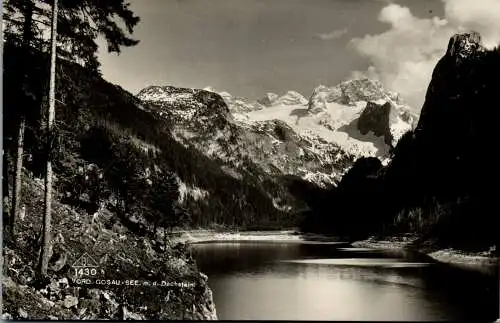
446;31;483;62
340;79;388;105
357;101;394;146
48;280;61;297
18;308;28;319
199;272;208;282
167;257;189;274
122;306;144;320
63;295;78;308
275;91;308;106
19;205;26;221
58;277;69;288
39;288;49;296
200;287;218;320
273;120;299;142
78;307;88;317
41;297;56;308
49;252;68;272
308;85;330;114
257;93;279;106
309;79;402;111
101;291;119;311
2;313;13;320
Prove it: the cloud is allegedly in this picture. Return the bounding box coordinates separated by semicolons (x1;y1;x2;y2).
444;0;500;48
317;28;348;40
348;0;500;113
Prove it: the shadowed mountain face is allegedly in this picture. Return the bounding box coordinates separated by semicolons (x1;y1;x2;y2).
300;32;500;249
357;101;393;146
400;32;500;202
257;93;279;107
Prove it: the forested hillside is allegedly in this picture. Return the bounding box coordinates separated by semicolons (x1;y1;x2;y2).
2;43;301;233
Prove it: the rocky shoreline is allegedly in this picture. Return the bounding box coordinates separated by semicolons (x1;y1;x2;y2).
171;230;303;244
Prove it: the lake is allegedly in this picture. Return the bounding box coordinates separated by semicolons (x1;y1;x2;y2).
190;240;499;321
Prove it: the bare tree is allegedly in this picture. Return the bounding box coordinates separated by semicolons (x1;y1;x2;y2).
39;0;58;277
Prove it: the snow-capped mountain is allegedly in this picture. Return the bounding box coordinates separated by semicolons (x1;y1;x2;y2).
274;91;309;106
202;87;309;113
257;93;279;107
137;85;355;189
233;78;417;159
136;78;416;193
308;79;417;145
203;86;264;113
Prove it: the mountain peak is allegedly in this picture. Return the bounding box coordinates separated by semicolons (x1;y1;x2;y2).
257;93;279;106
416;31;496;144
308;78;405;115
276;90;308;106
136;85;195;102
203;86;217;93
446;31;484;61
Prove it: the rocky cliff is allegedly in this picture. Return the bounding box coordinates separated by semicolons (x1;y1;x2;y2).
356;101;393;146
307;78;417;150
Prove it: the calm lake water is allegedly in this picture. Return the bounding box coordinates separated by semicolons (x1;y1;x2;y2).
190;241;499;321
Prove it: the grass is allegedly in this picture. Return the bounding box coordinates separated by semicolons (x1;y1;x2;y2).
391;203;449;234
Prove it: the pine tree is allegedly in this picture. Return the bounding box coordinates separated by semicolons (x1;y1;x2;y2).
4;0;38;238
3;0;140;240
3;0;140;72
39;0;58;277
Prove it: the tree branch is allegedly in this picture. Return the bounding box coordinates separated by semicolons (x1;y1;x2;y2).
3;15;51;27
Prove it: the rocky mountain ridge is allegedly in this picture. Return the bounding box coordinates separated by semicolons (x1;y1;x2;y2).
137;78;418;195
197;79;417;161
137;86;355;189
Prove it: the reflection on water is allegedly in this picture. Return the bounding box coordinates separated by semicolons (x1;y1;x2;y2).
282;258;432;267
191;241;499;321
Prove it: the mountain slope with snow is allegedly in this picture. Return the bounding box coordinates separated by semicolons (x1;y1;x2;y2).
231;78;417;159
136;78;417;215
137;85;355;190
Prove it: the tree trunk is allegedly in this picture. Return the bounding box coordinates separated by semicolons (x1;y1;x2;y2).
163;226;167;249
39;0;58;277
3;149;10;203
10;118;26;235
10;0;34;238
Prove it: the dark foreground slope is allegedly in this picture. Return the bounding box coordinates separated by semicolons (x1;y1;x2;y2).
299;32;500;253
2;43;222;319
2;176;217;320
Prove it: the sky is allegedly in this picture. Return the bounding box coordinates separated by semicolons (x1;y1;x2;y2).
97;0;500;112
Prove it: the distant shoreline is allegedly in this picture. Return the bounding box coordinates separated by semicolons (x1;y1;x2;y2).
351;237;499;274
173;230;498;274
171;229;311;244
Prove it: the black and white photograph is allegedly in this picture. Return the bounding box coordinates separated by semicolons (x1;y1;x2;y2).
1;0;500;321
